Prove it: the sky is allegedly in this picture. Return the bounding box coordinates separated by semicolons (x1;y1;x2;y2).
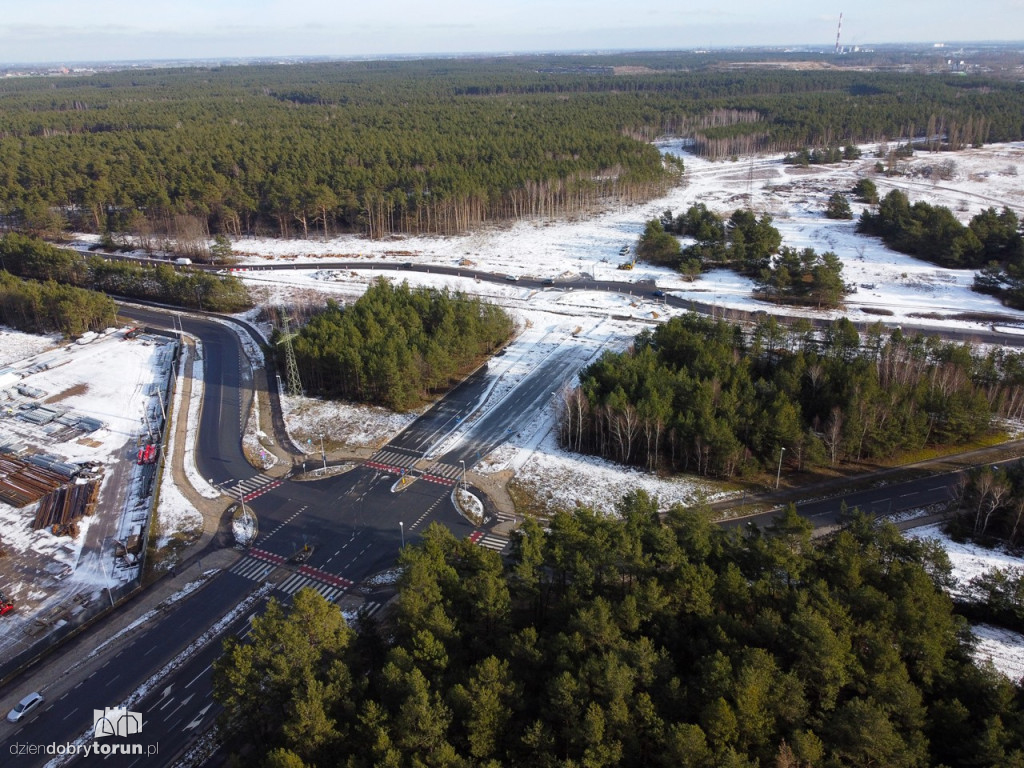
1;1;1022;65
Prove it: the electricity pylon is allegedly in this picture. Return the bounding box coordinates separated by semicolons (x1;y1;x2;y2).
278;310;303;397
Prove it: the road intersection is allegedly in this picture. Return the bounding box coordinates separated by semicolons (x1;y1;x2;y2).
2;283;1022;765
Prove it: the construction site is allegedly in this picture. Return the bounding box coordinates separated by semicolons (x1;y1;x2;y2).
0;325;178;669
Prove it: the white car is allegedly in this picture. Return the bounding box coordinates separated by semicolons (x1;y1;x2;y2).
7;692;43;723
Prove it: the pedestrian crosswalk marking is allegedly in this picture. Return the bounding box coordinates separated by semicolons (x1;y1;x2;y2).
478;534;509;552
371;450;419;469
224;474;283;502
364;453;463;486
248;547;286;565
467;531;510;552
431;462;462;480
230;557;274;580
230;554;352;603
276;573;343;602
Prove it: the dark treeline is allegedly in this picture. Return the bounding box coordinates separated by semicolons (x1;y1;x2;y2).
638;206;781;277
857;190;1024;269
953;461;1024;547
0;232;251;312
946;463;1024;635
783;145;862;166
0;271;116;336
958;562;1024;637
1;57;1022;239
560;313;1024;477
213;498;1024;767
655;206;783;275
754;248;849;309
292;278;513;411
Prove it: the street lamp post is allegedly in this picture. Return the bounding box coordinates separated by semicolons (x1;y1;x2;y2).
102;541;116;608
459;460;466;490
212;477;248;517
399;521;404;548
775;447;786;490
319;433;327;474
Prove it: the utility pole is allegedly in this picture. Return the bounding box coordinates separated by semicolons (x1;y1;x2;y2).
102;541;116;608
212;477;249;518
775;446;786;490
319;433;327;473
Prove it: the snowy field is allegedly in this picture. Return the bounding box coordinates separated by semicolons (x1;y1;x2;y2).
280;393;417;452
214;140;1024;516
224;139;1024;333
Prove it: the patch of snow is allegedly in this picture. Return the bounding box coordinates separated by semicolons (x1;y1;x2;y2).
453;486;483;525
363;567;403;587
906;523;1024;680
0;326;60;367
483;426;726;516
232;509;257;547
281;394;416;451
907;523;1024;601
971;623;1024;683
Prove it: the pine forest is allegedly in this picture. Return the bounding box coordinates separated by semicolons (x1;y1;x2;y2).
213;499;1024;768
1;54;1023;242
291;278;514;411
560;313;1024;477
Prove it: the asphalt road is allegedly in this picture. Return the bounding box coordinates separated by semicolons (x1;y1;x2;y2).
5;265;1021;765
1;305;486;767
3;573;255;766
386;365;492;457
120;307;253;490
441;337;598;468
91;249;1024;349
723;453;1024;532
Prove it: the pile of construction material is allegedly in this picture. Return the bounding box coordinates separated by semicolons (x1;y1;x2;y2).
0;454;68;507
33;480;100;536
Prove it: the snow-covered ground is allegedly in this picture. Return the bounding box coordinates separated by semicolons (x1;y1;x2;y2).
205;140;1024;516
907;523;1024;682
0;327;174;652
281;393;417;451
217;140;1024;332
7;139;1023;673
485;426;728;513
